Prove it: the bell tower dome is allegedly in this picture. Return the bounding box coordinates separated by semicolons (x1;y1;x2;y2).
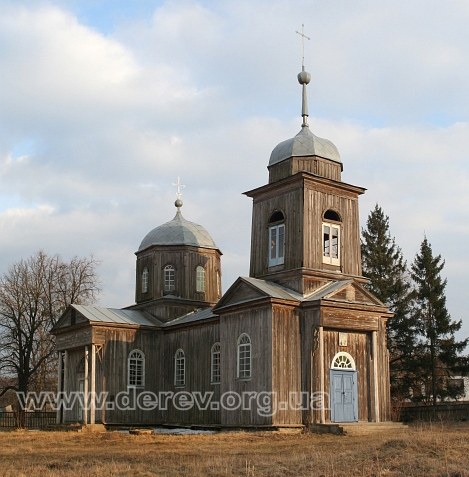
244;61;365;295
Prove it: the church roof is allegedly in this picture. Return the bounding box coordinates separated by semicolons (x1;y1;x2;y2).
163;307;218;327
138;210;219;253
71;305;163;327
269;126;341;166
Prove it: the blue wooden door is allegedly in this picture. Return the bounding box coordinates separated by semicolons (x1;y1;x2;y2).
330;370;358;422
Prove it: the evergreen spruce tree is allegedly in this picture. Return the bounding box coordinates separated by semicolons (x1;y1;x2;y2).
411;236;468;404
361;204;416;399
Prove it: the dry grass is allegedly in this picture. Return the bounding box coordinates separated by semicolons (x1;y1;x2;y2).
0;422;468;476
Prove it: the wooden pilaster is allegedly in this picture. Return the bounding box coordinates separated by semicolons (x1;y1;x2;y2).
56;351;63;424
372;331;380;422
84;346;89;425
90;344;96;425
319;326;325;424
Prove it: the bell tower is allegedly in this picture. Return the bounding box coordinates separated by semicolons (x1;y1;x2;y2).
244;46;366;295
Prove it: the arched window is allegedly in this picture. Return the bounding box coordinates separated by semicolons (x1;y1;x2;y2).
237;333;252;379
268;211;285;267
211;342;221;384
196;266;205;292
331;352;356;370
322;209;341;266
174;349;185;386
128;350;145;387
142;267;149;293
164;265;175;292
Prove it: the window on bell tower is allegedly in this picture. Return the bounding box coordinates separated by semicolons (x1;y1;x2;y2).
268;211;285;267
322;210;341;266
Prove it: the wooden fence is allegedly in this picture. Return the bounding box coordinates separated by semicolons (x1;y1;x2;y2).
395;402;469;422
0;412;56;428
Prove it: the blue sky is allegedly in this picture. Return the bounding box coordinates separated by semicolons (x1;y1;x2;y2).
0;0;468;343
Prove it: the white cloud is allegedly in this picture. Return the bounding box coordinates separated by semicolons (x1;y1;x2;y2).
0;0;468;342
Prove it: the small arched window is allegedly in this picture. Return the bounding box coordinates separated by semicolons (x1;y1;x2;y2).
142;267;149;293
196;266;205;292
128;350;145;387
331;352;356;370
211;342;221;384
164;265;175;292
323;209;341;266
174;349;185;387
268;211;285;267
237;333;252;379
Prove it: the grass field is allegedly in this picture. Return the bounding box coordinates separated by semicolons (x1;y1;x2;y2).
0;422;468;476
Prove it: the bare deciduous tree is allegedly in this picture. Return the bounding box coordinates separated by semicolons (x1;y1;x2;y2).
0;251;101;412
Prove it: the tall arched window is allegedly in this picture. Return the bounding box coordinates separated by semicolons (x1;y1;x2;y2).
174;349;185;387
164;265;175;292
268;211;285;267
142;267;149;293
322;209;341;266
237;333;252;379
196;266;205;292
211;342;221;384
128;350;145;387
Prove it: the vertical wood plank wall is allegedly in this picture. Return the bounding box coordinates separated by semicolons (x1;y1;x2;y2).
248;178;362;279
136;246;221;305
303;183;361;276
321;330;371;422
271;305;302;426
249;188;304;278
219;307;273;427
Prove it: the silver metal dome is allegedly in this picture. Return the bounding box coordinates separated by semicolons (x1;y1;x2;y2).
138;211;219;252
269;126;341;167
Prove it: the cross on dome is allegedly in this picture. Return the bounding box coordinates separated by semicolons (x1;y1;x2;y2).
172;176;185;210
295;24;310;70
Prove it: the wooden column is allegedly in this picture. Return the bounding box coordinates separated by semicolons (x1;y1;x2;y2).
372;331;380;422
56;352;63;424
84;346;89;425
63;350;69;424
319;326;325;424
90;344;96;425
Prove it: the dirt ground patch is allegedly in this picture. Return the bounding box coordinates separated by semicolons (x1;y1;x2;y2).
0;422;468;476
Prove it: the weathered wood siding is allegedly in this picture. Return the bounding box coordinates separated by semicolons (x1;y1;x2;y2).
271;305;302;426
300;308;320;425
249;186;304;278
56;326;92;351
136;245;221;305
249;176;361;280
378;317;391;421
321;329;372;422
62;323;222;426
219;306;273;427
160;324;221;425
268;156;342;183
303;181;361;276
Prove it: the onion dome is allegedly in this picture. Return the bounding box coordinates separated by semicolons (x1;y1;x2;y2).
269;127;341;166
269;58;341;167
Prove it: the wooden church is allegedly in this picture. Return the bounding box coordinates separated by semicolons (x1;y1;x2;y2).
52;62;392;429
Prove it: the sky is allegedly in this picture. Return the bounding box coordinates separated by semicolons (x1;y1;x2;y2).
0;0;468;343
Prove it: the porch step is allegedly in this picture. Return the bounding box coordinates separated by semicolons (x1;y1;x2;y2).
340;422;408;436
